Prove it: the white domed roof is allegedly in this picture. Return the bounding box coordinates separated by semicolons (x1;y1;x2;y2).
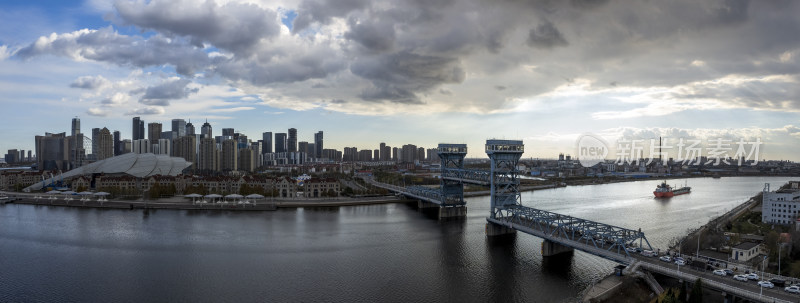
25;153;192;191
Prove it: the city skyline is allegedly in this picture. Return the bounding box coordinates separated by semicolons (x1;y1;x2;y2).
1;1;800;160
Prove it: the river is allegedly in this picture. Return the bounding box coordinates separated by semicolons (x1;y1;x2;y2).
0;176;794;302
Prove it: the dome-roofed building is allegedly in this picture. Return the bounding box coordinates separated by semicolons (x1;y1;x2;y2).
24;153;192;192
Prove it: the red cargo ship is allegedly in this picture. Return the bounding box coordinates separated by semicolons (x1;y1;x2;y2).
653;181;691;198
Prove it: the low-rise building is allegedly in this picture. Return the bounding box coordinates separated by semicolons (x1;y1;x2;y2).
731;242;762;262
762;181;800;225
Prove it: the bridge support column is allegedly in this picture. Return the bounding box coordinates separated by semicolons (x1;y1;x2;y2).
438;206;467;219
485;222;516;236
541;239;574;257
417;200;438;209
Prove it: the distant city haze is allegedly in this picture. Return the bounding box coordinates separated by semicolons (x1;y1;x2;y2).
1;1;799;161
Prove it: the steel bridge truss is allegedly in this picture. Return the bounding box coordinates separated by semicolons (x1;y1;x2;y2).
436;144;468;207
404;186;462;206
493;205;653;257
486;140;524;218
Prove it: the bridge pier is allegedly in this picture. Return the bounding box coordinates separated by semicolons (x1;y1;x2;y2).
417;200;438;209
541;239;574;257
439;206;467;219
485;222;516;236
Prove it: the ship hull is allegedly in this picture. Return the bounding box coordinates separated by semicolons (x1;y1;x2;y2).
653;191;674;198
654;187;691;198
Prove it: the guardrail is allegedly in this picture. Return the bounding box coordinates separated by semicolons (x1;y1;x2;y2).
639;262;791;303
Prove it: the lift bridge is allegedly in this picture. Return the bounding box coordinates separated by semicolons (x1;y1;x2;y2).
369;140;652;261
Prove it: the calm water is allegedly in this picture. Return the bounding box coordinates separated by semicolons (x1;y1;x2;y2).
0;177;794;302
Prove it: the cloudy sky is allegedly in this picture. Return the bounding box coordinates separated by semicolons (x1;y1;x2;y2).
1;0;799;160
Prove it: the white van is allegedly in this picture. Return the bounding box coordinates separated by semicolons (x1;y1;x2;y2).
641;250;656;257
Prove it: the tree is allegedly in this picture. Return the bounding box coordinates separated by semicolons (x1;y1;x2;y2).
688;278;703;303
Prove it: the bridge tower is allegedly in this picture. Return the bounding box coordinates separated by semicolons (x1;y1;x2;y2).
437;144;467;206
485;139;524;236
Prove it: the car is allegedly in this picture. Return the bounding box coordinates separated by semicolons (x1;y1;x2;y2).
675;260;686;266
745;273;759;280
724;269;734;276
641;250;656;257
659;256;672;262
713;269;727;276
625;247;637;253
769;278;787;287
674;256;684;262
734;275;749;282
785;285;800;293
758;281;775;288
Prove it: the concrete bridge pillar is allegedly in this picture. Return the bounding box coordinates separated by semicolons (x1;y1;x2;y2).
439;206;467;219
485;222;516;236
417;200;438;209
541;239;574;257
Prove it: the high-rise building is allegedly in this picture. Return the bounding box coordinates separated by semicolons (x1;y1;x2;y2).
171;119;186;138
401;144;417;163
71;117;80;137
198;137;217;173
238;148;254;172
298;141;309;155
113;130;121;156
374;149;380;161
155;138;171;155
287;128;297;152
35;132;70;171
148;122;162;144
358;150;372;162
201;120;212;139
262;132;272;153
314;131;323;158
417;147;425;162
275;133;287;153
222;128;234;137
132;117;145;140
173;135;197;171
91;128;100;157
95;128;114;160
4;149;19;164
27;150;32;162
392;147;399;161
343;147;358;162
221;139;238;172
381;143;392;161
185;121;195;136
132;139;151;154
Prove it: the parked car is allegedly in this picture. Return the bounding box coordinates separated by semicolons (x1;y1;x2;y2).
641;250;656;257
734;275;749;282
713;269;727;276
674;257;684;262
758;281;775;288
723;269;734;276
659;256;672;262
745;273;759;280
769;278;786;287
675;260;686;266
625;247;637;253
785;285;800;294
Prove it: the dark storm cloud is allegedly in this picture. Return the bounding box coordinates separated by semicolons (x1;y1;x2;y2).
13;0;800;114
69;76;107;89
526;20;568;49
114;0;280;55
16;27;210;75
139;78;198;106
351;51;465;103
344;17;395;53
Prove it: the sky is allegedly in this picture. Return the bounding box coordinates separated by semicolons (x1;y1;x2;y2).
0;0;799;160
